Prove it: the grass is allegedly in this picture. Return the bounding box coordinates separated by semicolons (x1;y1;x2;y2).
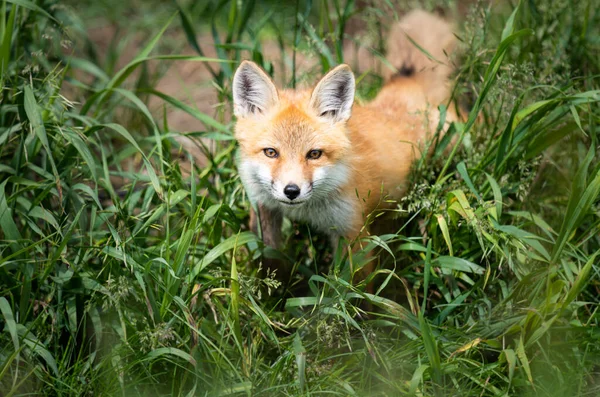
1;0;600;395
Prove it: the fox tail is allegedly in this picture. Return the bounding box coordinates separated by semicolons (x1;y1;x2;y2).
384;10;457;105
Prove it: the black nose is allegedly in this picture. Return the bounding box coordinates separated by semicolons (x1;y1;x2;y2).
283;184;301;200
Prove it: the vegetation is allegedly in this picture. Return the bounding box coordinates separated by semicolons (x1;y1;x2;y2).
1;0;599;395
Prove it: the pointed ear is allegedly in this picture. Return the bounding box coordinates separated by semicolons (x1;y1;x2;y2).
233;61;279;118
309;64;355;123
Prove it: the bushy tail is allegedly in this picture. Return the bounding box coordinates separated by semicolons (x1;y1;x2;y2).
384;10;457;105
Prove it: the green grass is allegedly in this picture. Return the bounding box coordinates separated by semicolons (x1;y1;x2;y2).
1;0;600;395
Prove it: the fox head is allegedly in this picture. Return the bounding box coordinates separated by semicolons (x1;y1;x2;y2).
233;61;355;210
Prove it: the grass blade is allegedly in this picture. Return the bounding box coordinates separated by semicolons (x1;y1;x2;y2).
0;297;19;353
0;180;22;254
419;311;442;386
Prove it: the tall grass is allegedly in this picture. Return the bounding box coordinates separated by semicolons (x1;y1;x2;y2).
1;0;599;395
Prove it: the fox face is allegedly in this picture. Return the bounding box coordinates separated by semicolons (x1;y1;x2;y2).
233;61;356;220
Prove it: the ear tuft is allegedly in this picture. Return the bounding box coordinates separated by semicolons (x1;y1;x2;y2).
233;61;279;118
309;65;355;123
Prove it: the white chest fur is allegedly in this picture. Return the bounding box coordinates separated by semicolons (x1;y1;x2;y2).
277;195;355;237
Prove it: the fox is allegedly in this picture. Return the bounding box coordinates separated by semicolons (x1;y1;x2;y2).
232;10;458;278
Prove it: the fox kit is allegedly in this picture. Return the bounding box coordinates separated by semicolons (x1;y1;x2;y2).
233;10;458;271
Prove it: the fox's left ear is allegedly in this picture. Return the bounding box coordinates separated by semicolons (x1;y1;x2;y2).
309;64;355;123
233;61;279;118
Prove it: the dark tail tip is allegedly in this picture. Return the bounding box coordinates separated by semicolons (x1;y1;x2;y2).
392;63;415;79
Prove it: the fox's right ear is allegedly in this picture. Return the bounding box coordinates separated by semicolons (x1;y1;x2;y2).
233;61;279;118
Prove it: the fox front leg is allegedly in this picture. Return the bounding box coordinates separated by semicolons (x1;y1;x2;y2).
250;203;283;249
331;228;376;294
342;228;377;298
249;203;288;280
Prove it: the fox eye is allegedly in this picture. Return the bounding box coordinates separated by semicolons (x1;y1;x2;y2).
263;148;279;158
306;149;323;160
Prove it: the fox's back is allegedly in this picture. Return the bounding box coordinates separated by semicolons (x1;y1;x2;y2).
344;77;449;213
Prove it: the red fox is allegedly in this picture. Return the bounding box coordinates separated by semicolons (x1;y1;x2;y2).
233;10;458;268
